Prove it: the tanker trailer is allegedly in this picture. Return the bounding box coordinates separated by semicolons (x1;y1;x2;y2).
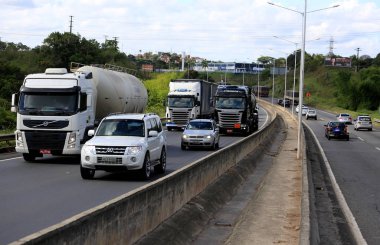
11;63;148;162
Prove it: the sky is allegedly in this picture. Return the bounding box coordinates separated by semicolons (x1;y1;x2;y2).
1;0;379;62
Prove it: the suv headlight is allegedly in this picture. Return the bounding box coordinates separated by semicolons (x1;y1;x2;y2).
182;134;188;139
206;135;212;139
82;145;96;155
126;146;143;155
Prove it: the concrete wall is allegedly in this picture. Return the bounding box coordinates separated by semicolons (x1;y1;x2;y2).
14;104;278;245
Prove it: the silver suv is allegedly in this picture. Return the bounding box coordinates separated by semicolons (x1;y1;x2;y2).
354;115;373;131
80;113;167;180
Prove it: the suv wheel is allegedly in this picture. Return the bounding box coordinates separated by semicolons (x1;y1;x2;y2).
80;166;95;179
139;153;151;180
154;148;166;174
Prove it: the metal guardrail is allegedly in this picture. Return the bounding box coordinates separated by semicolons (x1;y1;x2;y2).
0;133;15;153
0;133;14;142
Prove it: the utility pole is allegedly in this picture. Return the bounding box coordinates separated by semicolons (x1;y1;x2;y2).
69;16;73;34
355;48;361;72
113;37;119;49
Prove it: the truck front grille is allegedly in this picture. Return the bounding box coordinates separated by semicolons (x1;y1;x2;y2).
24;131;66;151
95;146;126;155
23;120;69;129
218;112;242;128
172;111;190;125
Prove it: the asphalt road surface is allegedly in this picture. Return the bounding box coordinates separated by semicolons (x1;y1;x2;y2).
304;109;380;245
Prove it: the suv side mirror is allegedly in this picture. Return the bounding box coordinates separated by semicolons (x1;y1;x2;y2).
148;130;158;137
88;129;95;137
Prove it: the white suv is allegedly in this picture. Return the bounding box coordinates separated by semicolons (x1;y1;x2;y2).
80;113;167;180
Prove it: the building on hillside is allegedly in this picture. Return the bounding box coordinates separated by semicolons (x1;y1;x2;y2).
193;62;265;74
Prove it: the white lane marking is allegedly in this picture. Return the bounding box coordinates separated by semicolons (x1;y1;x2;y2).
376;147;380;151
358;137;364;142
0;156;22;162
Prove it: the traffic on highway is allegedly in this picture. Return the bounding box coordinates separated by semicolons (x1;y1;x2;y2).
0;107;269;244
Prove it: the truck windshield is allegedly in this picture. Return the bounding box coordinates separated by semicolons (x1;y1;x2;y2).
19;92;78;116
215;97;245;109
168;97;194;108
96;119;145;137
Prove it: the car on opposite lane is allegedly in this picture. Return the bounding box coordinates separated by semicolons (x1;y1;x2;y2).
336;113;352;124
354;115;373;131
306;109;317;120
181;119;220;150
324;121;349;141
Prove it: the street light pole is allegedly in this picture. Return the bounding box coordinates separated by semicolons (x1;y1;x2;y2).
297;1;307;159
292;44;298;115
257;61;260;99
272;60;275;105
268;0;339;159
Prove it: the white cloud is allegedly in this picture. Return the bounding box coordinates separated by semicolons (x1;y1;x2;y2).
0;0;379;61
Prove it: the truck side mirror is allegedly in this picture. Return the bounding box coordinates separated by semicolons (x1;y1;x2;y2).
11;94;17;113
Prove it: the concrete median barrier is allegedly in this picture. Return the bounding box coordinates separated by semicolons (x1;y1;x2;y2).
12;105;278;245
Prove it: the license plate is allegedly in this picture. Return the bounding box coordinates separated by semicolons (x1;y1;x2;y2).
40;149;51;154
100;157;117;164
227;129;233;133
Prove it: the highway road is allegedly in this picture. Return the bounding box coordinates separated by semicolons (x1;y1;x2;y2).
304;109;380;245
0;107;269;244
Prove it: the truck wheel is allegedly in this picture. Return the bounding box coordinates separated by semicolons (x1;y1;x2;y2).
80;166;95;179
23;153;36;162
139;153;151;180
167;127;172;131
181;144;186;150
154;148;166;174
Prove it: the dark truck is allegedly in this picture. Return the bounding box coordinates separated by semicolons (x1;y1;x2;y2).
214;85;259;135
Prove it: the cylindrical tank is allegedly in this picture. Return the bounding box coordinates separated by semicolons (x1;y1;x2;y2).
78;66;148;121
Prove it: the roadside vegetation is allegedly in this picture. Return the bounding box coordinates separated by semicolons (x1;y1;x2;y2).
1;31;380;134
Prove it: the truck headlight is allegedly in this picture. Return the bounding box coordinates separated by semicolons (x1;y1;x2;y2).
68;132;76;144
206;135;212;139
16;132;23;142
126;146;142;155
16;132;24;147
182;134;188;139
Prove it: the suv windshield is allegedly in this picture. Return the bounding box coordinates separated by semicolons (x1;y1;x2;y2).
96;119;145;137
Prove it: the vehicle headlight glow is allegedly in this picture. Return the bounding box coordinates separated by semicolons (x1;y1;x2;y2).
182;134;188;139
206;135;212;139
126;146;142;155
